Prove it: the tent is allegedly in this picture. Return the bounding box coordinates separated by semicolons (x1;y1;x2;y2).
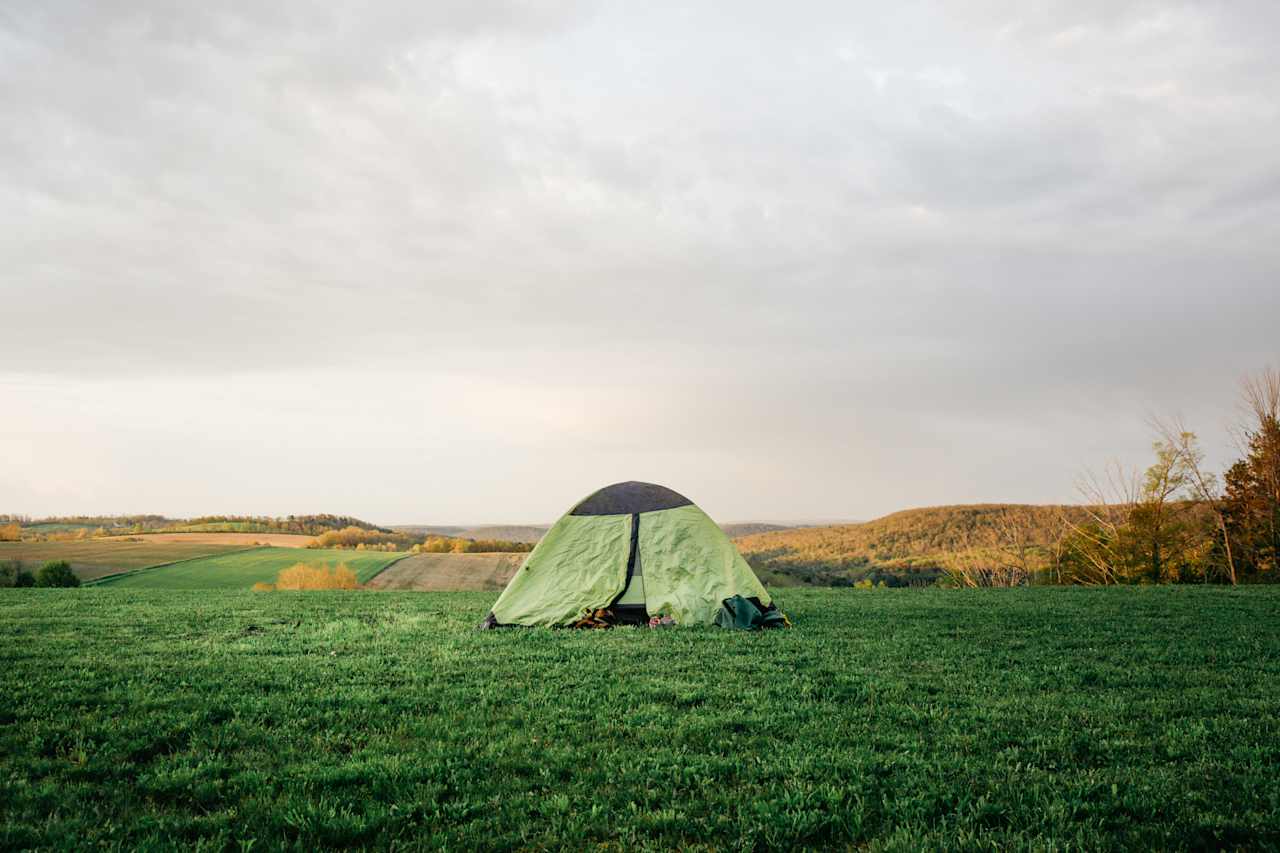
481;481;780;627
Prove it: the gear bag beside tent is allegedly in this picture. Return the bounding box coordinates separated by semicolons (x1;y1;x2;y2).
480;481;785;628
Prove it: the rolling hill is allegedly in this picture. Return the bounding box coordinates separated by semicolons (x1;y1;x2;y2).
735;504;1098;586
390;525;550;543
390;522;797;544
719;522;795;539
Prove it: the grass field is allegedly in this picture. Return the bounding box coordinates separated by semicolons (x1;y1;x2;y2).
2;587;1277;849
109;532;316;547
366;552;524;591
94;546;406;589
0;540;250;581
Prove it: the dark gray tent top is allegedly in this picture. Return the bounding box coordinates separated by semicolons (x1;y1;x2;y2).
570;481;694;516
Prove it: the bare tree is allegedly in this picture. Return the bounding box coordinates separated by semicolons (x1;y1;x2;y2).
1063;462;1138;585
1240;366;1280;430
991;507;1039;584
941;537;987;588
941;511;1034;587
1045;509;1074;585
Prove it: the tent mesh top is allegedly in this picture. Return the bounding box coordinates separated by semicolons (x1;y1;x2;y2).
570;481;694;516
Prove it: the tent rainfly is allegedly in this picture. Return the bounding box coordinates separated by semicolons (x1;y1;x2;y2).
481;481;781;628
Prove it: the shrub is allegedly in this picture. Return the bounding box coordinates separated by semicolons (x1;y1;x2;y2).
0;523;21;542
35;560;80;588
274;563;360;590
0;559;21;587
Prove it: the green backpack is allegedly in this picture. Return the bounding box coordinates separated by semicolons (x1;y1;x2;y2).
715;595;789;630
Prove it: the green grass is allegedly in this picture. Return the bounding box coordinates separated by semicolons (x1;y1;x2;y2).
2;588;1278;850
94;546;405;589
0;540;251;581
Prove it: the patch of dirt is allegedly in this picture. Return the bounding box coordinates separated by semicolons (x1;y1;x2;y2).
366;552;524;591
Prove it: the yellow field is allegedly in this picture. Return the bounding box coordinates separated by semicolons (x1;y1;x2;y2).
365;552;524;591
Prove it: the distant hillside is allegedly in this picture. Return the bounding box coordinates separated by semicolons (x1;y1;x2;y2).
388;525;461;538
12;514;389;540
391;521;796;544
13;515;172;534
719;522;794;539
390;525;550;544
735;504;1098;586
164;515;390;536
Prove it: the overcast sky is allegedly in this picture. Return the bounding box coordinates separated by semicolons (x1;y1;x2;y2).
2;1;1278;524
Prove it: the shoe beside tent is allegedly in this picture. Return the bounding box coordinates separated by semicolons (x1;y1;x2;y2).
482;481;781;627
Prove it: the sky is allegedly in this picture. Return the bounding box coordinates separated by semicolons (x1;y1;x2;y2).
2;1;1279;524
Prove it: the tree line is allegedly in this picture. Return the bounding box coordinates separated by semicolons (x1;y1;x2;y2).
412;535;534;554
307;526;418;551
0;514;394;541
736;504;1092;586
307;526;534;554
948;367;1280;586
176;515;391;535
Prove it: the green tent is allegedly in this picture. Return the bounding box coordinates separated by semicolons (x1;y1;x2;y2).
481;481;779;627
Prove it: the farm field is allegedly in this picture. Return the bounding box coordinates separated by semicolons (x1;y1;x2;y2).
107;532;316;547
20;522;103;533
95;546;406;589
1;587;1277;849
366;552;524;591
0;539;249;582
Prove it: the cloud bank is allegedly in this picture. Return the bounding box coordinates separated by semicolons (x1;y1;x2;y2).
3;1;1278;521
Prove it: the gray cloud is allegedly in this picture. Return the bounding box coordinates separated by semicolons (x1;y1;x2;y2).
2;1;1278;521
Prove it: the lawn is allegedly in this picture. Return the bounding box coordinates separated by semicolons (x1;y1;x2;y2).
0;539;251;582
1;587;1277;849
94;546;406;589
